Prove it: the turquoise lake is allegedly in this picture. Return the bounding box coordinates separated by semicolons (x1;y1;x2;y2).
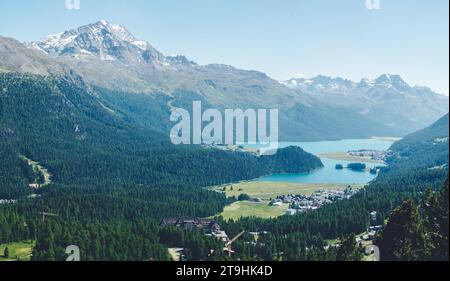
250;139;396;185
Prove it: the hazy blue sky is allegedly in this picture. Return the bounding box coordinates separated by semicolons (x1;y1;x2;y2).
0;0;448;94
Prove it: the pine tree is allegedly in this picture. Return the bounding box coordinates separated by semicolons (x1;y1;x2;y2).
336;234;362;261
439;178;449;260
4;246;10;258
422;189;441;259
379;200;425;261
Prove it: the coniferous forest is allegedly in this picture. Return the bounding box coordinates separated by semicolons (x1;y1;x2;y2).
0;72;448;261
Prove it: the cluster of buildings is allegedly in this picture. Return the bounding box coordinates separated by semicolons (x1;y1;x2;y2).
0;199;16;205
354;211;383;243
357;225;384;243
270;187;359;216
160;217;229;242
348;149;389;162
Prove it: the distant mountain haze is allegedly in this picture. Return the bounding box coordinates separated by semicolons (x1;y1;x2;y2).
1;20;447;141
283;74;449;133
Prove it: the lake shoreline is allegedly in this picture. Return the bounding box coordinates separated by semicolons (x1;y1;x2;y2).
318;152;386;164
211;137;396;220
208;138;394;190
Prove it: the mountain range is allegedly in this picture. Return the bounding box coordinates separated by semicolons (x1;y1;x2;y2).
283;74;449;133
1;20;448;141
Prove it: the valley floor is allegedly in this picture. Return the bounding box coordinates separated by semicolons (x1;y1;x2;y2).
213;181;364;220
219;201;290;220
212;181;364;200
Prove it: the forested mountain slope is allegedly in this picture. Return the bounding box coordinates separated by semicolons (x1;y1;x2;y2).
0;72;323;199
0;71;324;260
389;114;449;168
1;74;447;261
378;178;448;261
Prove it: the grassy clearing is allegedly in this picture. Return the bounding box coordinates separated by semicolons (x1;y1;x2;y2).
219;201;289;220
212;181;363;200
0;241;34;261
318;152;384;164
20;155;52;186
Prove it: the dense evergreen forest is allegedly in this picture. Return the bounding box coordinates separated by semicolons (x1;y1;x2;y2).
378;178;448;261
0;73;322;199
0;72;448;261
0;72;323;260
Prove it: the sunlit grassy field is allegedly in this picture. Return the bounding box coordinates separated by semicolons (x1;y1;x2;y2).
212;181;362;200
219;201;289;220
0;241;34;261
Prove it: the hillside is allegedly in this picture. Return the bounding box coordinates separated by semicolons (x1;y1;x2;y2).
390;114;449;168
375;115;449;261
0;72;323;199
0;70;447;262
0;71;326;261
1;19;448;262
215;110;448;262
2;20;404;141
0;36;66;75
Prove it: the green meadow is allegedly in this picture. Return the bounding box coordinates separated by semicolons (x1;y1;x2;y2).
219;201;289;220
0;241;34;261
212;181;362;200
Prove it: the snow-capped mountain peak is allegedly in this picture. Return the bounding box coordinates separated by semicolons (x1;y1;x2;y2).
282;75;356;93
28;20;162;63
374;74;411;91
358;78;376;87
284;74;414;94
